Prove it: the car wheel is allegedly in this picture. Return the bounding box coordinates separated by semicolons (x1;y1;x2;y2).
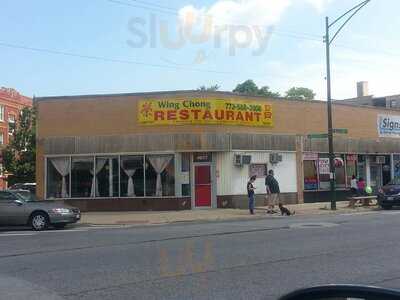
54;223;67;229
382;205;393;210
30;212;49;231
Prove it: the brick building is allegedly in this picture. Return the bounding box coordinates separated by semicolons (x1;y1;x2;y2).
0;87;33;189
336;81;400;109
35;91;400;211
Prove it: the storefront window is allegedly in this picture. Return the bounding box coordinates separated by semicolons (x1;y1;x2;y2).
145;154;175;196
393;154;400;179
346;155;357;187
304;160;318;190
181;153;191;197
120;156;144;197
46;154;179;199
46;157;70;198
381;155;392;186
357;155;367;182
71;157;94;198
318;155;330;190
96;157;119;197
335;155;346;189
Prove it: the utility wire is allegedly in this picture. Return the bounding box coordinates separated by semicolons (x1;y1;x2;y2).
0;41;231;75
0;41;307;80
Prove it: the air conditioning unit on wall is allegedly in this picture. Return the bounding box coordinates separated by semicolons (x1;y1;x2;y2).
234;154;242;166
376;156;386;164
270;153;283;165
234;154;252;166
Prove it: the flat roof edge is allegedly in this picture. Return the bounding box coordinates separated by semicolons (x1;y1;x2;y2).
34;90;400;112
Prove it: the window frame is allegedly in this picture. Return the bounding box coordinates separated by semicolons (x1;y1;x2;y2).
45;152;178;200
8;114;16;135
0;105;4;122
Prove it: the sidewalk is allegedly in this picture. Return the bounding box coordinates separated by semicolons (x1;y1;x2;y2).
80;201;381;226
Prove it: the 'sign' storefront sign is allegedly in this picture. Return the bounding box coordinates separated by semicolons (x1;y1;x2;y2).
378;114;400;138
138;99;273;127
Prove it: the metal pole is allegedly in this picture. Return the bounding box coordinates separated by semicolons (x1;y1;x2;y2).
325;16;336;210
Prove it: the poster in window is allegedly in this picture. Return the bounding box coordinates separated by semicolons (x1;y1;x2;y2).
249;164;267;178
318;158;330;175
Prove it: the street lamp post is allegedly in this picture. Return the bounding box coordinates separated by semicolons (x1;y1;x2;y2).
324;0;371;210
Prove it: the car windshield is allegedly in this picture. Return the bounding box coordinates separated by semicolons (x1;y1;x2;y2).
14;191;36;202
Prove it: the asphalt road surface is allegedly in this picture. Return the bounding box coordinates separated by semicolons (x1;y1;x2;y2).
1;210;400;300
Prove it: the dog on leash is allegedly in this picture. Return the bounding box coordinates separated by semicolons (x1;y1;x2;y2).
278;203;295;216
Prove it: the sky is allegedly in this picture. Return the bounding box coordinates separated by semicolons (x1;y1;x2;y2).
1;0;400;100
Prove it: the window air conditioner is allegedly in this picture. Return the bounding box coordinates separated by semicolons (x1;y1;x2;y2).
270;153;283;164
376;156;386;164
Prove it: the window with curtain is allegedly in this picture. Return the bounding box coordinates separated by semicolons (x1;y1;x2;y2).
46;157;70;199
146;154;175;197
120;156;144;197
71;157;94;198
180;153;191;196
96;157;119;197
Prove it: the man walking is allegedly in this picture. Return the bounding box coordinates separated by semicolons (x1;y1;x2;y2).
265;169;280;214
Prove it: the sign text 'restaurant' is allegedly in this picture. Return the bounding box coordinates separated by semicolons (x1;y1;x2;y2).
138;99;273;127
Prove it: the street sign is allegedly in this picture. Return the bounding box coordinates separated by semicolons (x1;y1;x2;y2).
308;129;348;139
333;128;348;134
308;133;328;139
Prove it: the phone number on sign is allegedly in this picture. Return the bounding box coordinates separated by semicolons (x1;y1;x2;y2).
225;103;263;112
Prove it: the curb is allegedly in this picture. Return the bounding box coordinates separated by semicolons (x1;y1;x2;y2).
78;209;380;227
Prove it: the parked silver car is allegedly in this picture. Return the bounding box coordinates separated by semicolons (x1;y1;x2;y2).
0;190;80;230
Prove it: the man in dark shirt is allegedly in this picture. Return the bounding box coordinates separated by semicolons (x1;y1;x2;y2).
265;170;280;214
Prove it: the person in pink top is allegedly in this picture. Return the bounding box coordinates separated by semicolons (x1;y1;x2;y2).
357;177;366;196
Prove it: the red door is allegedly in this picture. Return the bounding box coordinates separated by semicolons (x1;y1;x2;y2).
195;165;212;207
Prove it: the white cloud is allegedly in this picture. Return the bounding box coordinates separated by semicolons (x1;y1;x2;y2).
178;0;333;27
304;0;333;13
177;0;334;53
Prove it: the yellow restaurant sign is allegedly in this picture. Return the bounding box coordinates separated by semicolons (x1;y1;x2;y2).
138;99;273;127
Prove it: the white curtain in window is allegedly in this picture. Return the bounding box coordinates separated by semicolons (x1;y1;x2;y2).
121;160;139;197
90;158;107;197
148;155;172;196
50;157;70;198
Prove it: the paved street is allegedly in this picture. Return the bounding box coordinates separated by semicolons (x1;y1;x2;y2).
1;210;400;300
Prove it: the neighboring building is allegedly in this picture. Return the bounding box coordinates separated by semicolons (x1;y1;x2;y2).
337;81;400;109
0;87;32;189
35;90;400;212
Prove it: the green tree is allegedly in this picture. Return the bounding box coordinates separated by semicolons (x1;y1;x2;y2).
2;107;36;186
258;86;281;98
233;80;281;97
233;80;259;95
285;87;316;100
198;84;220;92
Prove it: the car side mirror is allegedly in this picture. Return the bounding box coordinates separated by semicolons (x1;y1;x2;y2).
14;200;24;206
279;285;400;300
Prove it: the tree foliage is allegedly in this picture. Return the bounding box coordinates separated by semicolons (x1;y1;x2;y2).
2;107;36;186
198;84;220;92
285;87;316;100
233;80;281;97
